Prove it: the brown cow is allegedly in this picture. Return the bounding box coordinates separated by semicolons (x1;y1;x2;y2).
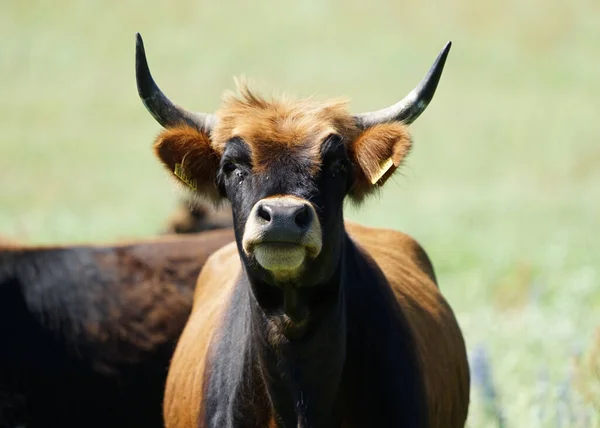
162;199;233;234
136;33;470;428
0;229;234;428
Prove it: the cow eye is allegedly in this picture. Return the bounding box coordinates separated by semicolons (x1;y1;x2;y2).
330;159;347;177
221;161;237;175
326;134;342;146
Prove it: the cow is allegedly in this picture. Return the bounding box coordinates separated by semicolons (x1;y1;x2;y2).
135;33;470;428
0;228;234;428
162;199;233;234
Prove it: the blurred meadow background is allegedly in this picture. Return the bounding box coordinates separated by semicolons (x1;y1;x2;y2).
1;0;599;426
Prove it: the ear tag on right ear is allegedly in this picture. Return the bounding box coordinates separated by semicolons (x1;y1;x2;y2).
174;163;198;191
369;157;394;185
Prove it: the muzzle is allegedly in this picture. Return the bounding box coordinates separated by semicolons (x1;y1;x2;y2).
242;196;322;279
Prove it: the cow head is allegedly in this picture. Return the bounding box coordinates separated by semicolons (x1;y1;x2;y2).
136;34;450;291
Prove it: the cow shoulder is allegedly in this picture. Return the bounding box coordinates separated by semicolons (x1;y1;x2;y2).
164;241;240;428
345;221;470;428
345;220;437;284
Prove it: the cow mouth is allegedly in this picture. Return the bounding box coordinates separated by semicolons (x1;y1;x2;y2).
252;242;307;273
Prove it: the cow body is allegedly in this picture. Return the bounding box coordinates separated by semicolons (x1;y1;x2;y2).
0;229;234;428
162;199;233;234
163;223;468;428
135;34;470;428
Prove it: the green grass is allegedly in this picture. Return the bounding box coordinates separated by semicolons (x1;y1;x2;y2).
1;0;599;425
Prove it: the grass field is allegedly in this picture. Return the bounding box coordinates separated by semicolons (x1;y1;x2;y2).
1;0;599;425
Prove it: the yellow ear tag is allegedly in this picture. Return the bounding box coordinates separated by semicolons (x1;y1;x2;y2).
369;157;394;185
174;163;198;191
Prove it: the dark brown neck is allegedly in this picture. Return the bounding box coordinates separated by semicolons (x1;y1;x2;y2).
250;280;346;428
202;247;347;428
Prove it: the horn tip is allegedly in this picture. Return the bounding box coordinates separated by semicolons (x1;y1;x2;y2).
439;41;452;61
135;33;152;102
430;41;452;80
135;33;145;52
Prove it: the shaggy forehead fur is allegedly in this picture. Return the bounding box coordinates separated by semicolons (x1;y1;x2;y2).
210;83;360;172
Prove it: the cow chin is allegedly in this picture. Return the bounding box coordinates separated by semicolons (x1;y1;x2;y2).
253;243;307;280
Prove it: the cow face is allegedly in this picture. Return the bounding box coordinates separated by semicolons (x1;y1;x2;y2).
154;88;412;288
136;33;450;288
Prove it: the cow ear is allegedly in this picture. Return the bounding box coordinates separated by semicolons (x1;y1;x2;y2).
348;123;412;203
153;126;223;205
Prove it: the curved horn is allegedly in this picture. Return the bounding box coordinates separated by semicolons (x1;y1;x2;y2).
353;41;452;128
135;33;216;133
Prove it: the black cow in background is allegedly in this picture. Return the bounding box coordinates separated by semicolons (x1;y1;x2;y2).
0;203;234;428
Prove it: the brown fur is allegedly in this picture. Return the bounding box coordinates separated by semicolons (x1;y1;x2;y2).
154;83;413;203
0;229;235;428
154;126;222;204
212;85;357;174
163;222;469;428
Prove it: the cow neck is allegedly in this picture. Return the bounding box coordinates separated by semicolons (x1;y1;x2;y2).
243;233;349;427
248;286;345;426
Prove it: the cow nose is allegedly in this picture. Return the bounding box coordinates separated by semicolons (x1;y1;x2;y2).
242;196;323;263
255;200;313;235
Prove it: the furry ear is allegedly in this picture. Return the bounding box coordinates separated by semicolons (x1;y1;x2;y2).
153;126;222;205
348;123;412;203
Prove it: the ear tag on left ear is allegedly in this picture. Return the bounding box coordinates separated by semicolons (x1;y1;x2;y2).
369;157;394;185
174;163;197;191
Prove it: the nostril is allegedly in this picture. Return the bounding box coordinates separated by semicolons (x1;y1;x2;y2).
294;205;312;229
257;204;272;223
